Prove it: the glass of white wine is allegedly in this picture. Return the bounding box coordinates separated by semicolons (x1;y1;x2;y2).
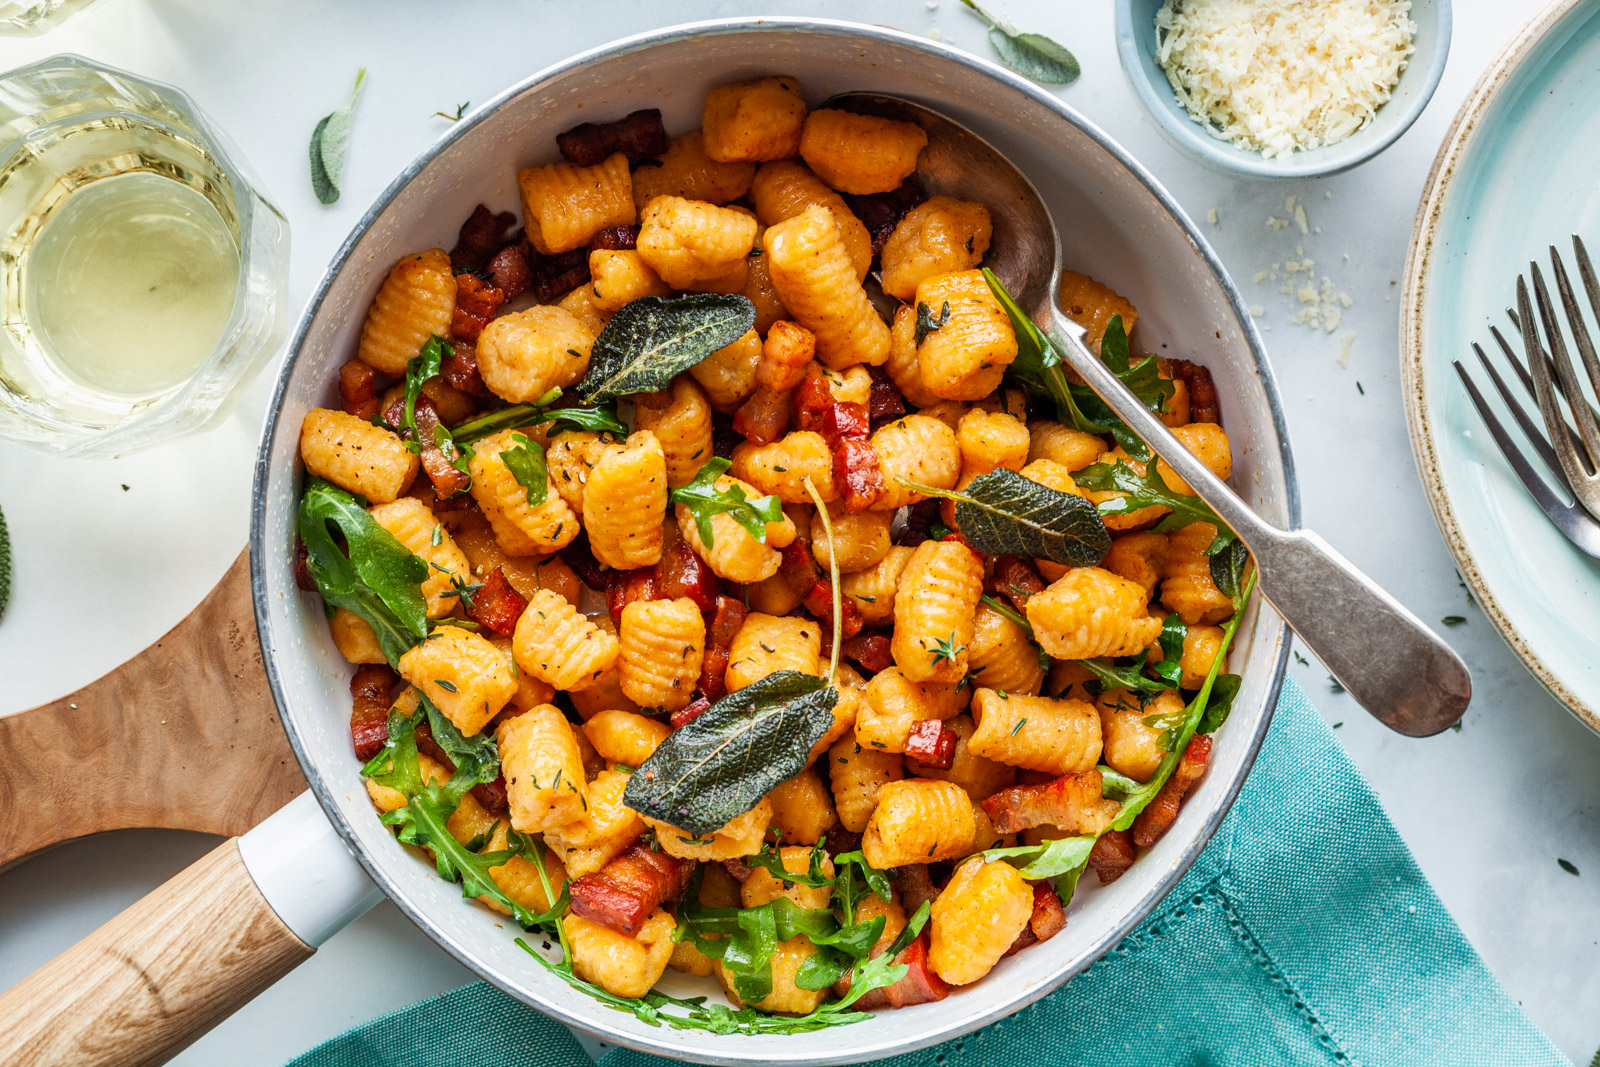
1;0;102;35
0;54;290;456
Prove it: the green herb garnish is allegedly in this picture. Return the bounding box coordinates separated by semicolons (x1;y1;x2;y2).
310;68;366;205
1072;459;1235;554
960;0;1080;85
897;468;1109;565
670;457;782;550
298;478;428;666
577;294;756;404
623;671;838;835
914;300;951;345
501;432;549;506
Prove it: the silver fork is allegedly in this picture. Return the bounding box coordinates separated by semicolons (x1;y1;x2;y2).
1455;235;1600;557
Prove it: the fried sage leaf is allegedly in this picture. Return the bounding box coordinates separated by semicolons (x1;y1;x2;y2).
896;468;1110;566
624;670;837;835
577;294;755;404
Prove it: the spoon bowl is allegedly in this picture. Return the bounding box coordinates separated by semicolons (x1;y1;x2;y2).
829;91;1472;736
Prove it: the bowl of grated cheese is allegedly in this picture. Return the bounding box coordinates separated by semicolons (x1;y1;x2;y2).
1115;0;1450;179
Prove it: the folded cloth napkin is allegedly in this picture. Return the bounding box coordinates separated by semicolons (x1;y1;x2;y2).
289;678;1568;1067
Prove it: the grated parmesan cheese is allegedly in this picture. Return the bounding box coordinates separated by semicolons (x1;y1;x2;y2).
1154;0;1417;159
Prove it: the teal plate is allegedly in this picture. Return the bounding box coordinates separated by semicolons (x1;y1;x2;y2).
1403;0;1600;732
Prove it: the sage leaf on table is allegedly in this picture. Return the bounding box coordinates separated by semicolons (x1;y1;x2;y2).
500;433;549;506
670;457;782;550
960;0;1080;86
895;468;1110;565
310;68;367;205
624;670;837;836
298;477;428;666
576;294;756;404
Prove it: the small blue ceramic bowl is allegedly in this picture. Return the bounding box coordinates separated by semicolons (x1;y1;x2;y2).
1114;0;1452;179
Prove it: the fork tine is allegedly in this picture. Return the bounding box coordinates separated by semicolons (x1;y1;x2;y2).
1501;312;1600;439
1546;246;1600;465
1528;265;1600;485
1472;341;1570;487
1574;235;1600;324
1454;359;1573;516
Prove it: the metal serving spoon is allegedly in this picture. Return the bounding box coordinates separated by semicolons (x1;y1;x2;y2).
830;92;1471;737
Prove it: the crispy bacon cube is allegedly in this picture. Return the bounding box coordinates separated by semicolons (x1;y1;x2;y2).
1005;882;1067;957
556;109;668;167
732;387;790;445
450;274;506;343
698;595;748;701
589;225;639;251
529;247;591;304
568;841;694;936
654;539;718;613
338;358;384;421
412;397;472;499
465;567;528;637
1166;358;1220;425
1087;829;1136;885
803;579;864;639
605;568;659;624
349;664;397;761
892;864;940;915
670;694;712;730
990;555;1046;614
439;340;488;396
486;243;533;300
1132;734;1211;847
792;372;834;435
833;437;884;513
560;532;610;592
449;204;517;273
982;770;1120;836
867;368;905;421
903;720;956;770
838;932;950;1010
841;180;928;261
840;631;892;674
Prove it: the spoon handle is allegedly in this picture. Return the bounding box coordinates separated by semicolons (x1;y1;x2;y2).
1047;311;1471;736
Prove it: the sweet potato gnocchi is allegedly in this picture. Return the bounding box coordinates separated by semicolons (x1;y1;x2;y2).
295;75;1250;1034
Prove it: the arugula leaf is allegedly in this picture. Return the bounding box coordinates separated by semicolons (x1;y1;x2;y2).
1072;459;1236;553
832;850;894;917
1150;614;1187;688
915;300;951;345
960;0;1080;85
361;708;425;795
450;388;628;445
897;469;1110;565
500;433;549;506
403;335;448;438
310;68;366;205
1108;570;1257;832
981;835;1096;880
625;671;836;835
1197;674;1242;735
577;294;756;403
744;841;835;887
670;458;783;549
418;693;500;800
298;478;428;666
981;270;1173;457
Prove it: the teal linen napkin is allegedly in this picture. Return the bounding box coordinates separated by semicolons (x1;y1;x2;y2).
289;678;1568;1067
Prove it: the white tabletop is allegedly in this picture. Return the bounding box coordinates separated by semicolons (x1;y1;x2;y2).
1;1;1595;1063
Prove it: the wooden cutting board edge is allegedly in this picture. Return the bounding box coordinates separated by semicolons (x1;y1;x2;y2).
0;547;307;870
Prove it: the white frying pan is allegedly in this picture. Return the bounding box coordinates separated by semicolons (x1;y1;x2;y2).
0;20;1295;1067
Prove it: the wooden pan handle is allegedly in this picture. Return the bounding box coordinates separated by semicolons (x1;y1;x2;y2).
0;548;304;869
0;838;314;1067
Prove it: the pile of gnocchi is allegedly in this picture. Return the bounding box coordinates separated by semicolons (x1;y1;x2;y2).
295;72;1245;1028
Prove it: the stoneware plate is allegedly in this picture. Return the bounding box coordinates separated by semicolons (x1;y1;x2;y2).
1403;0;1600;732
254;19;1297;1063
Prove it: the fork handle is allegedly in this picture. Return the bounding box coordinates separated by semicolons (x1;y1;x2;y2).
1047;310;1471;735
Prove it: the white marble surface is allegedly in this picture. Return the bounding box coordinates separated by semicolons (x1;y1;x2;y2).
0;0;1595;1063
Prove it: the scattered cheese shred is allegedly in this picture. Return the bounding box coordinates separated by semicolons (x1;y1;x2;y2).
1154;0;1417;159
